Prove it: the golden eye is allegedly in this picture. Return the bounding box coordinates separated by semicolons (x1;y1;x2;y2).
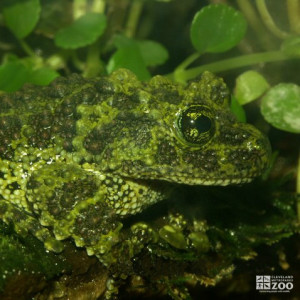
177;105;215;145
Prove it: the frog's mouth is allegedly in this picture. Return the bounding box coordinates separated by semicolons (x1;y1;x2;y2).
159;175;254;186
120;160;268;186
136;169;261;186
119;143;271;186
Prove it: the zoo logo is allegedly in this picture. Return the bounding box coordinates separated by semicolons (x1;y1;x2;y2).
256;275;294;293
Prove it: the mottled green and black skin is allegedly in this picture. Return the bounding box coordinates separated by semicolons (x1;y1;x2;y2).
0;69;270;275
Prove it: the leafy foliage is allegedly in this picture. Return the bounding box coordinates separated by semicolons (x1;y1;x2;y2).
107;35;151;80
54;13;107;49
3;0;41;39
261;83;300;133
0;0;299;299
234;70;270;105
190;4;247;54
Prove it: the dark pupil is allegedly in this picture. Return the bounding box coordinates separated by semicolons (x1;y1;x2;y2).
178;106;214;145
193;115;211;133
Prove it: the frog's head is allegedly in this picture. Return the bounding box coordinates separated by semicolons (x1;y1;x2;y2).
82;69;271;185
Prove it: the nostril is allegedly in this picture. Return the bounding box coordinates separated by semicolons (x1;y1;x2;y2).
246;136;271;153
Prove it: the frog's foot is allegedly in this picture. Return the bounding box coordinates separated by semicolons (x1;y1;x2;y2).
103;278;120;300
0;199;64;252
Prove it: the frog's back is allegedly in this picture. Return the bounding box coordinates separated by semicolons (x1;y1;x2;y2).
0;74;112;158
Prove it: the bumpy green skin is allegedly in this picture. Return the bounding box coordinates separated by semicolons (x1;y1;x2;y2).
0;69;270;274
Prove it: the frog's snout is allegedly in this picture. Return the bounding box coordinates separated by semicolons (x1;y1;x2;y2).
249;132;272;171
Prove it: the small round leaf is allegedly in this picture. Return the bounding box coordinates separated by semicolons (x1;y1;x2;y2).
113;35;168;67
3;0;41;39
137;40;169;67
107;44;151;81
234;70;270;105
261;83;300;133
0;61;30;92
28;68;59;85
190;4;247;54
55;13;106;49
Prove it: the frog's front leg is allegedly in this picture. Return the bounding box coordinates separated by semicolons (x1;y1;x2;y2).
0;159;64;253
24;162;167;265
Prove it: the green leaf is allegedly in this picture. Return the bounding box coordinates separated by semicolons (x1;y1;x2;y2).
230;95;246;123
0;61;59;92
54;13;107;49
3;0;41;39
234;70;270;105
0;61;30;92
113;35;169;67
261;83;300;133
27;68;59;85
190;4;247;54
108;38;151;81
113;34;133;48
137;40;169;67
281;36;300;56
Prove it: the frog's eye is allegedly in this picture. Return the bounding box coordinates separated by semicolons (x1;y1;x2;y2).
177;105;215;145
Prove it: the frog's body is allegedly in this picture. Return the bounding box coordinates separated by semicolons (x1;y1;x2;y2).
0;69;270;271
